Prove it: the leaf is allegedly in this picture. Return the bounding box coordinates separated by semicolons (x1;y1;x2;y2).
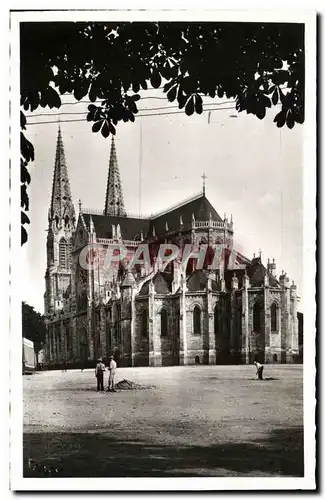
140;81;148;90
150;71;162;89
21;163;31;184
195;94;203;114
101;120;110;138
163;80;175;93
20;133;35;163
185;96;195;116
177;86;187;109
286;110;295;129
178;93;187;109
20;111;27;130
273;70;289;86
217;86;224;99
89;81;98;102
122;109;130;122
109;122;116;135
92;120;103;133
128;99;138;114
265;85;276;95
272;89;278;105
273;110;286;128
43;87;61;109
30;92;40;112
169;64;178;78
21;211;30;225
256;105;266;120
21;225;28;246
294;107;304;124
74;83;89;101
166;85;177;102
21;184;29;210
182;76;194;94
262;95;271;109
274;57;283;69
132;94;141;101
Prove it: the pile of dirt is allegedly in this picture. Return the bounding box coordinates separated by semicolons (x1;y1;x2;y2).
115;379;156;390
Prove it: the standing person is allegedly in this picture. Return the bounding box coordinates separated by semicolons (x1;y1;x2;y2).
61;358;67;372
108;355;117;392
254;360;264;380
95;358;105;392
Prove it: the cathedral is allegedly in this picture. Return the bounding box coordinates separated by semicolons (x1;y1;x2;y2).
44;127;299;367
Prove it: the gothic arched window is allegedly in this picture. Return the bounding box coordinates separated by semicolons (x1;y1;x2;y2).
116;305;121;344
214;304;219;335
186;257;196;275
141;309;148;338
59;238;68;268
193;306;201;335
161;309;168;337
253;302;261;333
271;302;278;332
175;309;180;336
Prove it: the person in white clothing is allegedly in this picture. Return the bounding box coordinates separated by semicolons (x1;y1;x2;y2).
254;360;264;380
108;355;117;392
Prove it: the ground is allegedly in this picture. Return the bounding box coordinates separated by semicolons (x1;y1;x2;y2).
23;365;303;477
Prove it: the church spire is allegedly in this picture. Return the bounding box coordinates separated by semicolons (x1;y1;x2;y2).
104;137;126;217
49;126;75;229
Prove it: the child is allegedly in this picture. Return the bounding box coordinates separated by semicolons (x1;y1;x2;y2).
254;360;264;380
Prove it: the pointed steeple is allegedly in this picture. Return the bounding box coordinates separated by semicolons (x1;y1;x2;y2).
49;126;75;229
104;137;126;216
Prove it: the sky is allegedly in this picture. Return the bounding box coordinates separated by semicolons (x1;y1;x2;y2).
21;90;303;313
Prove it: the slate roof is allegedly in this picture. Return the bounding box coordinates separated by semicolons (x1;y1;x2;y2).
149;193;223;236
224;258;280;290
81;193;223;241
245;258;280;287
63;283;71;299
121;270;136;287
138;272;173;296
82;213;150;240
186;270;218;292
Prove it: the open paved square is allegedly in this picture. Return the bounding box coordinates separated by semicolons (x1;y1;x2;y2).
23;365;303;477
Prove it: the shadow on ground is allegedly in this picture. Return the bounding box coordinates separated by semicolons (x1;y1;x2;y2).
23;426;303;477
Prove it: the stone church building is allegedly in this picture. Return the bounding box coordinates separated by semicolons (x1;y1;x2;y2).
44;128;299;367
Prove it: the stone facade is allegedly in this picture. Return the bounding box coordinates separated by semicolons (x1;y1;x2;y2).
44;129;300;367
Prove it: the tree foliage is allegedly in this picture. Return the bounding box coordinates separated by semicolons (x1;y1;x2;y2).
20;21;305;244
22;301;46;354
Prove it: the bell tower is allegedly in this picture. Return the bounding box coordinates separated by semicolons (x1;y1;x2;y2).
104;137;126;216
44;126;76;314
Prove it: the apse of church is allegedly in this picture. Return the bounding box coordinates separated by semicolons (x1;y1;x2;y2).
44;128;300;368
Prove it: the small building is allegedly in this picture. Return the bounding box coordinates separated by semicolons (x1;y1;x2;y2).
23;338;36;374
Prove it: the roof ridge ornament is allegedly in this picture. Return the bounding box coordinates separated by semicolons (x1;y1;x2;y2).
201;173;207;195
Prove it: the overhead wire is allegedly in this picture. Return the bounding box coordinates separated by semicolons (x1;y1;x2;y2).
24;85;288;111
25;100;236;118
26;105;237;125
